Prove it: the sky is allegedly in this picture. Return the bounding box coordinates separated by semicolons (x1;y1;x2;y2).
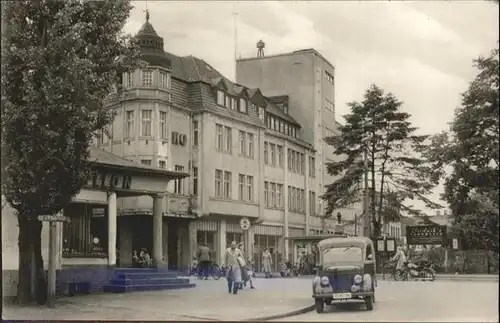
124;1;499;215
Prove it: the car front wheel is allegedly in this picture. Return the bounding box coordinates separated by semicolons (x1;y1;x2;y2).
365;296;374;311
315;299;324;313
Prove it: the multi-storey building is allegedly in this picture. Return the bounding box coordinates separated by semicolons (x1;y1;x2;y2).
94;13;361;271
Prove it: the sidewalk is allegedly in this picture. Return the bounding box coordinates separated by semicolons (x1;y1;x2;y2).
376;273;499;282
2;278;314;321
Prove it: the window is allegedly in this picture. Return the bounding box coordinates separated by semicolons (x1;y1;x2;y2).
246;175;253;202
216;124;223;150
325;98;334;112
280;121;284;133
174;165;184;194
288;186;292;210
239;131;246;156
301;189;305;212
225;96;231;109
266;115;271;128
269;183;276;207
141;110;152;136
224;126;232;152
158;160;166;168
258;106;265;121
125;72;134;87
291;187;296;211
300;153;305;175
247;133;254;158
270;144;276;167
366;245;374;261
159;72;170;88
223;171;231;199
283;105;288;115
287;149;292;171
159;111;167;139
192;167;198;195
310;191;316;215
276;184;283;208
239;99;247;113
291;151;296;173
215;169;222;197
63;204;108;258
126;111;134;138
325;71;334;84
192;120;199;146
309;156;315;177
238;174;245;200
270;116;275;130
217;90;225;106
274;118;278;131
264;142;269;165
277;145;284;168
142;70;153;86
285;123;289;136
231;98;237;110
264;182;269;207
141;159;152;165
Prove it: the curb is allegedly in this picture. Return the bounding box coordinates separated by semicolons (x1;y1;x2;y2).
376;275;499;282
245;304;316;321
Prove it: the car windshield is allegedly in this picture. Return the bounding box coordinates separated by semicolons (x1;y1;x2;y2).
322;246;363;266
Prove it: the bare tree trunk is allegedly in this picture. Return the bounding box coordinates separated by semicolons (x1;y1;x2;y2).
17;214;45;305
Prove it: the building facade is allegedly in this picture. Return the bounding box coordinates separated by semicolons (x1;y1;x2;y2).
94;15;362;271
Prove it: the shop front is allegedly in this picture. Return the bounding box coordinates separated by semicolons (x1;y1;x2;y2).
253;224;283;273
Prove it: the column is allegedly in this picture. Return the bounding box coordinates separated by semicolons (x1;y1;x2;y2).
152;194;165;267
188;221;197;260
108;192;117;267
217;220;227;265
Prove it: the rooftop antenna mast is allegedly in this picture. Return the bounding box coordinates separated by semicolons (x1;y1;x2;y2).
232;11;239;80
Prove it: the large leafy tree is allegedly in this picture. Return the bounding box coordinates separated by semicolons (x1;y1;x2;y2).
1;0;140;304
425;47;499;252
322;85;441;237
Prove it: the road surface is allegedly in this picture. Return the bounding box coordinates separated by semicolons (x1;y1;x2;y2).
274;280;499;322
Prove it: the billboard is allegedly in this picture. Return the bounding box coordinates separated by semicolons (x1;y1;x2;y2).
406;225;447;245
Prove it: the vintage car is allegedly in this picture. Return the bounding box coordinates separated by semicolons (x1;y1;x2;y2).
312;236;376;313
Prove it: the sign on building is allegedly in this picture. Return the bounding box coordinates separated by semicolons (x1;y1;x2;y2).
240;217;250;230
406;225;447;245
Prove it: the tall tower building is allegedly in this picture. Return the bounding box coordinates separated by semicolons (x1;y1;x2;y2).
236;48;342;219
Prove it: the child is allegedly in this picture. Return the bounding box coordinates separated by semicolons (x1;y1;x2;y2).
280;262;290;277
191;257;199;276
245;258;256;289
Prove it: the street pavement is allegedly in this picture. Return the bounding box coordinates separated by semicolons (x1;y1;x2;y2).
273;280;499;322
3;277;498;321
2;277;312;321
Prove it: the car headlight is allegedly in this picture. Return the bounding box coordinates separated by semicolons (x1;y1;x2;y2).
320;276;330;286
354;274;363;284
351;284;360;292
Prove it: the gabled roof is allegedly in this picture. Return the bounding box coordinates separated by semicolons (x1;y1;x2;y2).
269;95;289;105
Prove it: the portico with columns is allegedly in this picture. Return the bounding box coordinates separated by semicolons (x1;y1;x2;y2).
59;147;189;270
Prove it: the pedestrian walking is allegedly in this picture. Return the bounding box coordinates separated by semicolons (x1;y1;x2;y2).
197;242;212;279
262;249;273;278
222;241;244;295
238;243;255;289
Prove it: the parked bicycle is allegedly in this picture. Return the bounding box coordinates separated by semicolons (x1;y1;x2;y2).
195;261;222;280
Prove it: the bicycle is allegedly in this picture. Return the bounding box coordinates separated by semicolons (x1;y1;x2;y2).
196;261;222;280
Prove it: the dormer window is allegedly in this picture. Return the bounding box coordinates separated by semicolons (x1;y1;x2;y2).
142;70;152;86
217;90;225;106
280;120;284;133
274;118;278;131
283;105;289;115
231;98;237;110
225;96;231;109
239;98;247;113
285;123;289;135
258;106;265;121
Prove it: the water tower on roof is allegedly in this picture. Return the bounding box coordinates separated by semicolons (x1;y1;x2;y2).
257;39;265;58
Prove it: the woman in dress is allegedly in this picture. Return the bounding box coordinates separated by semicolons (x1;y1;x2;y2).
262;249;273;278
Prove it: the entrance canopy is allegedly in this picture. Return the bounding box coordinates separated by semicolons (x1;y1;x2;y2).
86;147;189;198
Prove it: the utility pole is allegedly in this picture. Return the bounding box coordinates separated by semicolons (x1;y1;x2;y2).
362;149;370;237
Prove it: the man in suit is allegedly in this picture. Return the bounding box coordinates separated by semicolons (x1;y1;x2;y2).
197;242;212;279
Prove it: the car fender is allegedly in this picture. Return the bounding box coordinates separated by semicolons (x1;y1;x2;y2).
363;274;372;291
